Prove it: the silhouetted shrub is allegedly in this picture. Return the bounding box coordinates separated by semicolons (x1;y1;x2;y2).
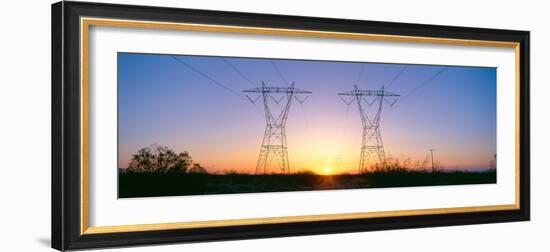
127;144;204;174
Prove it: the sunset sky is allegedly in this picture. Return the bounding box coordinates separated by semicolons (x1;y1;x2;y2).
118;52;496;174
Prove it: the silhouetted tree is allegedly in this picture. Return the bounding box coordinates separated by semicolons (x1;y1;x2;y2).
127;144;193;173
188;163;208;174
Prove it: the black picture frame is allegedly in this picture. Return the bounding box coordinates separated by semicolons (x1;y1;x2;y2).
52;1;530;251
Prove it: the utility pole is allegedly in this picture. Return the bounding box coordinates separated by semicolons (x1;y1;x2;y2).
243;82;311;174
429;149;435;173
338;85;399;173
335;157;343;174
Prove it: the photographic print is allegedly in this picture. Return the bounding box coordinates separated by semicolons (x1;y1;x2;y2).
117;53;497;198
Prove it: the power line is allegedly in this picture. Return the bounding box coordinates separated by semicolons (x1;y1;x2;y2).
356;64;365;86
386;65;408;89
396;67;449;104
221;58;255;86
171;56;246;101
270;60;289;85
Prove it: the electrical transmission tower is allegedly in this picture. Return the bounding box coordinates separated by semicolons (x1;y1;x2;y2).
243;82;311;174
338;85;399;173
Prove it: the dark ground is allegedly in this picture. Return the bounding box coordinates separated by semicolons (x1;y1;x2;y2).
118;169;496;198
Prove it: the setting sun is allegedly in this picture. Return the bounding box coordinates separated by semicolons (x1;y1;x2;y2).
322;167;333;175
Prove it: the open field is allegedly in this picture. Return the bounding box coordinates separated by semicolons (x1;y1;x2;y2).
118;169;496;198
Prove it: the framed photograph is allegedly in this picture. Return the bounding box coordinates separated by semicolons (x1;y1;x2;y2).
52;1;530;250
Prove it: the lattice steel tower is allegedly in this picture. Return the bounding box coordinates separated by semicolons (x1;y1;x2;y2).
243;82;311;174
338;85;399;173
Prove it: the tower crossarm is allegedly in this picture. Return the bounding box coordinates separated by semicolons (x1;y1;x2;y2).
243;86;312;94
338;89;400;97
